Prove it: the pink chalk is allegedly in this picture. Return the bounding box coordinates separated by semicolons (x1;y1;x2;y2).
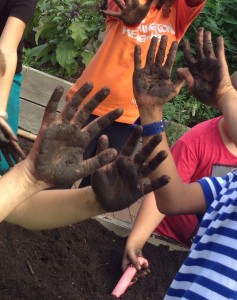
111;257;148;298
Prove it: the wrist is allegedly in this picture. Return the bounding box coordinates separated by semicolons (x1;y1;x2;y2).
0;111;8;121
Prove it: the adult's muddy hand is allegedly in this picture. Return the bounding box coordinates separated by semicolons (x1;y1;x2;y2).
29;82;123;186
91;126;169;212
177;27;224;107
103;0;153;27
0;118;26;167
133;35;184;108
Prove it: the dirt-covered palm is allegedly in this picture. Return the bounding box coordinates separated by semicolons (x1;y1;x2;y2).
91;126;169;212
0;118;26;167
103;0;153;27
177;27;231;107
28;82;123;186
133;35;184;108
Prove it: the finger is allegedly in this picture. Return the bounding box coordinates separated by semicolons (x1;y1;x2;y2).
41;86;64;127
134;134;162;165
143;175;170;194
140;150;167;177
195;27;205;59
120;126;143;157
183;39;196;66
96;135;109;155
145;37;158;67
155;35;168;66
0;119;18;141
78;148;118;178
82;108;123;140
204;30;215;58
164;41;178;71
217;36;226;63
134;45;142;70
144;0;153;10
172;78;185;97
109;0;124;10
62;82;94;122
176;67;194;90
9;141;26;160
1;148;14;167
74;86;110;125
102;11;122;18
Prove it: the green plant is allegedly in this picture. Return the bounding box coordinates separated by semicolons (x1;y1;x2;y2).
25;0;106;76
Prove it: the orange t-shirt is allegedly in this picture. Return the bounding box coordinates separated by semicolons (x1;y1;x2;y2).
67;0;205;124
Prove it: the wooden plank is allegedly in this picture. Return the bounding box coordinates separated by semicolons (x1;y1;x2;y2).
19;99;45;134
21;66;73;110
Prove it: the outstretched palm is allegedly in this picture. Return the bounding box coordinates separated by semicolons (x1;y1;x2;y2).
103;0;153;27
28;82;123;186
133;35;184;108
92;127;169;212
177;27;230;107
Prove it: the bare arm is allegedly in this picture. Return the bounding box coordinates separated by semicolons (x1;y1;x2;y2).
134;35;206;215
0;17;25;111
6;186;104;230
122;192;164;272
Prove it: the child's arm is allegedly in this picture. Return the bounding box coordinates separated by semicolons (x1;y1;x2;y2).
133;34;208;215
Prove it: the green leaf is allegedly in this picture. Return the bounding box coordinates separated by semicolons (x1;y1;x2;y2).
69;21;87;47
81;50;94;66
56;40;78;69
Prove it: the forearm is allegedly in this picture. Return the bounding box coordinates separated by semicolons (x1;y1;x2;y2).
6;186;106;230
126;192;165;249
139;103;205;215
0;161;48;222
0;49;17;111
218;88;237;147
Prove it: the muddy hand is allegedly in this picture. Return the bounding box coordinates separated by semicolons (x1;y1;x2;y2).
177;27;231;107
133;36;184;108
103;0;153;27
30;82;123;186
122;246;150;281
0;118;26;167
91;126;169;212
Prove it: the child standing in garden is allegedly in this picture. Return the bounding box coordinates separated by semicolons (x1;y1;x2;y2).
0;0;37;174
133;27;237;298
66;0;206;187
122;72;237;273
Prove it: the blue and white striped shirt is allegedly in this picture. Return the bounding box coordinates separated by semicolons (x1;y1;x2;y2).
165;171;237;299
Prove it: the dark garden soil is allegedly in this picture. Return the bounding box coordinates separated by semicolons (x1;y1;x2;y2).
0;137;188;300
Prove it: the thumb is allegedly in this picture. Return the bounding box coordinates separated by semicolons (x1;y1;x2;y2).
177;67;194;90
144;0;153;9
172;78;185;97
96;135;109;155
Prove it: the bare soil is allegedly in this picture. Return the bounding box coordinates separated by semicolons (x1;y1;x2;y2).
0;137;188;300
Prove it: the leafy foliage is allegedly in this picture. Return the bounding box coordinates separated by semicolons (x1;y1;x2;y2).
25;0;106;76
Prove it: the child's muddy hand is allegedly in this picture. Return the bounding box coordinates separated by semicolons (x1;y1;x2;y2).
91;126;170;212
103;0;153;27
133;36;184;109
29;83;123;186
180;27;232;107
